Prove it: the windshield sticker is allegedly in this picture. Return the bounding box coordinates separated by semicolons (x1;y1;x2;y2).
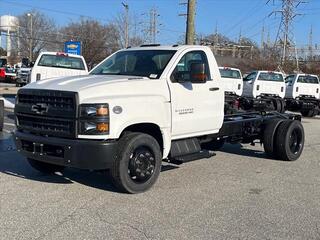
149;74;158;79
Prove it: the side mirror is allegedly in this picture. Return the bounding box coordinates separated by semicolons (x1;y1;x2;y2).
190;62;207;83
29;62;34;68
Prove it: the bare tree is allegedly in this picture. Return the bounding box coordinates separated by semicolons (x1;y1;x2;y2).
14;10;58;61
0;47;6;56
61;18;120;68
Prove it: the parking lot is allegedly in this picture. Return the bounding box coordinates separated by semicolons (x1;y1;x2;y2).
0;107;320;240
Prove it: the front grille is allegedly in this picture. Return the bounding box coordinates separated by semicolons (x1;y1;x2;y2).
15;89;78;138
15;89;78;119
16;114;75;138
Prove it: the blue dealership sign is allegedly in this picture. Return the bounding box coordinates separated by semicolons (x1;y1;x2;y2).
64;41;81;55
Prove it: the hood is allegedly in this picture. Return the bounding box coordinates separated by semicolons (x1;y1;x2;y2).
23;74;170;103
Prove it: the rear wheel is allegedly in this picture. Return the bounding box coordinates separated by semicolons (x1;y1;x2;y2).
273;99;281;112
274;120;304;161
279;99;286;113
27;158;65;174
301;109;316;117
111;133;162;193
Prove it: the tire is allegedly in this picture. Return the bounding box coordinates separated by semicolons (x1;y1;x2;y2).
263;119;285;158
279;99;286;113
27;158;65;174
274;120;304;161
0;100;4;132
202;138;225;151
273;99;281;112
301;109;316;117
111;133;162;194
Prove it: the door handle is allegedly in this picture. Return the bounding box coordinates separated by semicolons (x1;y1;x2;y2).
209;87;219;91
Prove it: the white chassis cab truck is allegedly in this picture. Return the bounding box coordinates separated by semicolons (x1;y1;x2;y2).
285;74;320;117
240;71;286;113
218;67;243;114
14;45;305;193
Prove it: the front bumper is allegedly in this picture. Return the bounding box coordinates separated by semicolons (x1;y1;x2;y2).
14;131;118;170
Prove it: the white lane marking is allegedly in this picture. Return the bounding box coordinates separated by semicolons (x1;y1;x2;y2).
4;123;15;126
3;129;11;134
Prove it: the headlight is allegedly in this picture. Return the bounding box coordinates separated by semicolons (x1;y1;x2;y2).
79;104;109;135
80;104;109;117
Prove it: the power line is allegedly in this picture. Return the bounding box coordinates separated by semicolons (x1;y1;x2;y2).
0;0;112;22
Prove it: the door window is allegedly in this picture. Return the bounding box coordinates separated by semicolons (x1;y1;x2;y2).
171;51;210;82
243;72;257;82
285;75;296;84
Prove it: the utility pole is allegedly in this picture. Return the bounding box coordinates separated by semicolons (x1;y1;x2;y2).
214;22;219;45
27;13;33;61
268;0;307;71
308;25;313;60
238;28;242;44
179;0;196;45
261;23;265;49
186;0;196;45
122;2;129;48
141;8;160;44
150;8;160;43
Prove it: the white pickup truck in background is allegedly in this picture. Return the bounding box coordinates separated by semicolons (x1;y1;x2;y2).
285;73;320;117
14;45;304;193
30;52;88;83
219;67;243;114
240;70;286;113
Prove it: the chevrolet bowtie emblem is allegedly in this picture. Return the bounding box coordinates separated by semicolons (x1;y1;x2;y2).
31;103;49;114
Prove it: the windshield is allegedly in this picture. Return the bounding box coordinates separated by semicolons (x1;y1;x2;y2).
258;72;284;82
219;69;241;79
0;59;7;67
297;75;319;84
38;54;85;70
90;50;176;79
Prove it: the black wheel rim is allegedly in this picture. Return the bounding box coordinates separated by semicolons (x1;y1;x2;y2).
128;146;156;183
289;128;302;154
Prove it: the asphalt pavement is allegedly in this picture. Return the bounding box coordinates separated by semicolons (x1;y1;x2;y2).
1;110;320;240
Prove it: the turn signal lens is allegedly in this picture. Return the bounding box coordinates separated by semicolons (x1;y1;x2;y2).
96;106;108;116
96;123;109;132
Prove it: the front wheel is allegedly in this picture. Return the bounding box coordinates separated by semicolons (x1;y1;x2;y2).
27;158;65;174
111;133;162;194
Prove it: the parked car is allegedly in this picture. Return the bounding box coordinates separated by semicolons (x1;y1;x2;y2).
16;66;32;87
30;52;88;83
4;66;17;83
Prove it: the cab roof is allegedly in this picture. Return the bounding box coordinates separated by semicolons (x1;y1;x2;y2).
122;44;210;52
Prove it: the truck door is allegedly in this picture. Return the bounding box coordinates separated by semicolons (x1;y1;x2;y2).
242;71;257;98
168;50;224;139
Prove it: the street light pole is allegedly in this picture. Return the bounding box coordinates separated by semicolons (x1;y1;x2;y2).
27;13;33;61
